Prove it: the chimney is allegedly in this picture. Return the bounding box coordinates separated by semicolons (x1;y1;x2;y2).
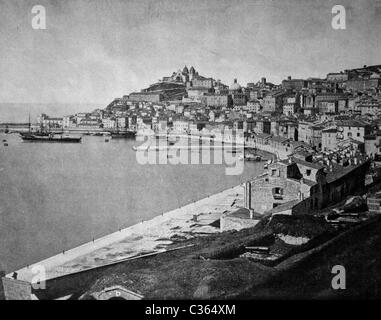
288;76;292;80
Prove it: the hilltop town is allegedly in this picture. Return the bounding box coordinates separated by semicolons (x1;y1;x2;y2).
2;64;381;300
36;64;381;157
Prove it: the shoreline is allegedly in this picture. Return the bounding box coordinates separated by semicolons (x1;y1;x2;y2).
9;184;246;283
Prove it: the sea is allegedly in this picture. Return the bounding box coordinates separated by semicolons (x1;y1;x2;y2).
0;103;264;273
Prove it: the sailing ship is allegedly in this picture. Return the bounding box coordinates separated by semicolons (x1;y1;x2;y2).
20;114;81;143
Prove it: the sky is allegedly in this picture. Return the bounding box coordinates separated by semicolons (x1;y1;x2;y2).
0;0;381;105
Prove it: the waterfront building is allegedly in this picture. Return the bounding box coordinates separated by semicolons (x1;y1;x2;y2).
173;118;189;134
102;117;116;129
63;115;75;128
37;114;63;129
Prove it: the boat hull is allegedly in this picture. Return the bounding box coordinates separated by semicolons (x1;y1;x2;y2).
21;135;82;143
111;132;136;139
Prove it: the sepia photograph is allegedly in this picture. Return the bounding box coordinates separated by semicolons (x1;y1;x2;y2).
0;0;381;307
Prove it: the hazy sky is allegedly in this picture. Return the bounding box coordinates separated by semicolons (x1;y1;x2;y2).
0;0;381;104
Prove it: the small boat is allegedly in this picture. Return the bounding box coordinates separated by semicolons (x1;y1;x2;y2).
4;143;8;146
2;139;6;142
105;138;109;142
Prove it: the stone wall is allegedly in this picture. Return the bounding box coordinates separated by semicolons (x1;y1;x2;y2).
220;215;259;232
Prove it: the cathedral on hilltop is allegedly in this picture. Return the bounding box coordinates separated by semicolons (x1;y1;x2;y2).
162;65;199;83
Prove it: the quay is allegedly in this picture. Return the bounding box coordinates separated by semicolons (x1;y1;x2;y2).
8;184;247;283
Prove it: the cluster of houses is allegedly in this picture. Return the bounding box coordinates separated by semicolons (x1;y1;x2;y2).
38;64;381;154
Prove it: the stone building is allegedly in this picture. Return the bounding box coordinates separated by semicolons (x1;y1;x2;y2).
322;127;338;151
205;94;232;108
246;153;370;216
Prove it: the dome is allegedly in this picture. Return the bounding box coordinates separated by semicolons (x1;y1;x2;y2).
229;78;241;91
182;65;189;74
189;66;195;73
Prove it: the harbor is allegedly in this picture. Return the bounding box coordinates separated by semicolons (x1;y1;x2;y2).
0;131;263;276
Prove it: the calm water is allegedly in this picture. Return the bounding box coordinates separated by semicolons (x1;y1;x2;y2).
0;133;264;272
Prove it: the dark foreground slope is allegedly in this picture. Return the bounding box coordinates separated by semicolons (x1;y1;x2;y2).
33;214;381;300
243;216;381;299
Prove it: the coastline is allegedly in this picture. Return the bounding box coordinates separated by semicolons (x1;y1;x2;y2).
9;184;245;283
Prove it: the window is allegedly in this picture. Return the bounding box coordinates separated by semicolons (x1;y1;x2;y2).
357;133;360;137
271;169;277;176
306;169;311;176
273;187;283;195
272;187;284;199
348;132;352;137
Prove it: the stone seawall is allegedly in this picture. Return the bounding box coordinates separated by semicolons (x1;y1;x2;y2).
9;184;246;283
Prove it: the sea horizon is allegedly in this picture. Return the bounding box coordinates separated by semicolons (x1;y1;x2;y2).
0;102;106;123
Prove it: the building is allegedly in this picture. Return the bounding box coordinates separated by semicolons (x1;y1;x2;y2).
346;78;381;91
63;115;75;128
322;128;338;151
173;118;189;133
336;120;372;143
282;76;307;91
364;132;381;158
37;114;63;128
326;72;349;82
246;153;370;215
261;91;285;113
191;76;214;89
246;100;261;113
315;93;348;114
283;103;297;116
